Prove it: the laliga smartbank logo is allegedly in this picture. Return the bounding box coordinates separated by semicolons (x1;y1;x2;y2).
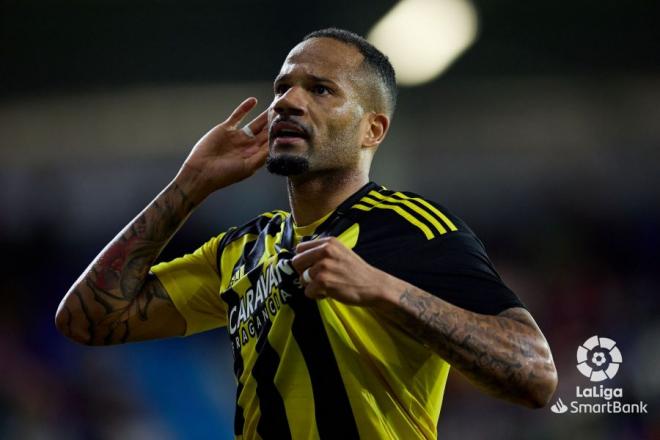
550;335;648;415
576;335;621;382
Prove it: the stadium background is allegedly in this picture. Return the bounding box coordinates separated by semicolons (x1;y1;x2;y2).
1;1;658;438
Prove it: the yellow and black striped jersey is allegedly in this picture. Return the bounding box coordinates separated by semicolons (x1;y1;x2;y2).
151;182;524;439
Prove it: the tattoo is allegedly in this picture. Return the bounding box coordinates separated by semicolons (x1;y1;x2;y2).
381;287;556;407
59;181;192;345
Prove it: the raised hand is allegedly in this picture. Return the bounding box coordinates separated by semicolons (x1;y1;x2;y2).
177;97;269;202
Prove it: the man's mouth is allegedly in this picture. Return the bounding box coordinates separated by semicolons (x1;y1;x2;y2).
270;120;310;145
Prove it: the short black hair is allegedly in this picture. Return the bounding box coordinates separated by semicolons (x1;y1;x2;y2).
303;28;397;117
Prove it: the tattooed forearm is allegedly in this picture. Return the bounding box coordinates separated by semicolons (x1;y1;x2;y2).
377;285;557;408
55;180;192;345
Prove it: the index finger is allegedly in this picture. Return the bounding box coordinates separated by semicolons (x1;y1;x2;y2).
243;107;269;135
224;97;258;128
295;237;333;254
291;244;329;274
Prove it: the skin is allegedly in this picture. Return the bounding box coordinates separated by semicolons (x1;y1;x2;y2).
55;98;269;343
55;37;557;408
269;38;388;225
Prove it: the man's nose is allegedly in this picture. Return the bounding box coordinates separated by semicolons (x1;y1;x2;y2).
273;87;306;117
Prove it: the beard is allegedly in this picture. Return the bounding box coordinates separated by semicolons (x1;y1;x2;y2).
266;153;310;176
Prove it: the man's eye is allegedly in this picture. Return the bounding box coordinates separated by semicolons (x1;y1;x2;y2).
312;85;330;95
275;84;289;95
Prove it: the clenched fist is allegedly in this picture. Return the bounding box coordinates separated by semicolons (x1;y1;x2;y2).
291;237;396;306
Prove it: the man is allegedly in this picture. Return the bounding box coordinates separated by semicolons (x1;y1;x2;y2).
56;28;558;439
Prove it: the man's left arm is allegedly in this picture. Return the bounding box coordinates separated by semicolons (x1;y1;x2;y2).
292;237;558;409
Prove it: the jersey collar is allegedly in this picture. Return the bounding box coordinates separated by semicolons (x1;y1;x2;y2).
280;181;380;249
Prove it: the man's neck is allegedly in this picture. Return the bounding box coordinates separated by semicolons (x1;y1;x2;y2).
287;170;369;226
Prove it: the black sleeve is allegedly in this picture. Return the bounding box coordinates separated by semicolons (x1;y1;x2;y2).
370;232;526;315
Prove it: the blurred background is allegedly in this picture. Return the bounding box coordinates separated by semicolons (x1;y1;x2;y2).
1;0;659;438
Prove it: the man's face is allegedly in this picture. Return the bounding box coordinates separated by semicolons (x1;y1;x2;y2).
267;38;367;176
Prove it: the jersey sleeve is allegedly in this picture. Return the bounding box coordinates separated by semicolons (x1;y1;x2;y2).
375;231;525;315
150;233;227;335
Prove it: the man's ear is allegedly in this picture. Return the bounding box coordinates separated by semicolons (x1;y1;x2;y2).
362;112;390;149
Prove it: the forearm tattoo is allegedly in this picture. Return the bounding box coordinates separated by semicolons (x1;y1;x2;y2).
60;182;194;345
383;287;555;406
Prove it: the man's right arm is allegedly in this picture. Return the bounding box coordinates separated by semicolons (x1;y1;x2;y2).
55;179;196;345
55;97;269;345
